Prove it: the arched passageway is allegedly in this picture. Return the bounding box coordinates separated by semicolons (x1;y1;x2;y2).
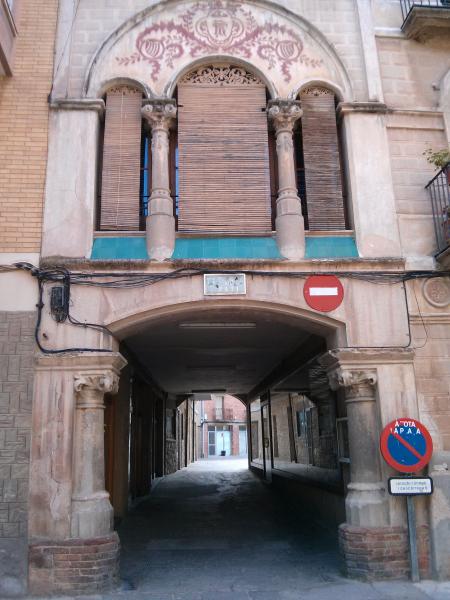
101;302;347;593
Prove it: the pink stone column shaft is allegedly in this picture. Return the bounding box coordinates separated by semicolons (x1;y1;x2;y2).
268;100;305;260
71;372;119;538
141;101;177;261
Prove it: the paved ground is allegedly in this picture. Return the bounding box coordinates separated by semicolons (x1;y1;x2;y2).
21;458;450;600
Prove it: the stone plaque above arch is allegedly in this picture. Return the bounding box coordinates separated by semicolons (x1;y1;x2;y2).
84;0;352;99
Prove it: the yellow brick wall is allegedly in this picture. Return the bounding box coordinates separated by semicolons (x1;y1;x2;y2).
0;0;58;252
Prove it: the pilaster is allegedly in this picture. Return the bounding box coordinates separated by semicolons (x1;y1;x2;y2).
337;103;402;258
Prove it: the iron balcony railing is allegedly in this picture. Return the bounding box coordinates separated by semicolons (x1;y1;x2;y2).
211;408;235;421
426;162;450;254
400;0;450;21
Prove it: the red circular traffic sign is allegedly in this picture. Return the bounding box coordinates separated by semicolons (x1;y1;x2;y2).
303;275;344;312
380;418;433;474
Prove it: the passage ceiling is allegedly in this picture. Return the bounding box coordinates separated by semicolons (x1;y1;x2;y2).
123;307;326;397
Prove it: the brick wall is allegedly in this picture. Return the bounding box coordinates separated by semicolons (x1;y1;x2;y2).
340;524;430;580
0;0;58;252
29;533;120;596
0;311;35;595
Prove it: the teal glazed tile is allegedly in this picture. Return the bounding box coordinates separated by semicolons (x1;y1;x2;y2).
91;237;148;259
171;237;282;259
91;235;357;260
305;236;358;259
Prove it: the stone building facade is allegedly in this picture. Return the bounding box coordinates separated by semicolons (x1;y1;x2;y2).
1;0;450;595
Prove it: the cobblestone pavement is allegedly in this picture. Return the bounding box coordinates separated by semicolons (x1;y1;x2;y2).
21;459;450;600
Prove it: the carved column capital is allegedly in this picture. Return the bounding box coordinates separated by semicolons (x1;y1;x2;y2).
141;100;177;131
74;373;119;397
328;368;377;400
268;100;302;133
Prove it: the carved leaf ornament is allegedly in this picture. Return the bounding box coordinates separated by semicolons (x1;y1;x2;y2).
116;1;322;83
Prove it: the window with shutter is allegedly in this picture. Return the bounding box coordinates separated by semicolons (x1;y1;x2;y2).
177;65;272;235
99;86;143;231
299;87;347;231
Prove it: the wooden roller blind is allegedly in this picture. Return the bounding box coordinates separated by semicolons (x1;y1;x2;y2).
300;89;346;231
177;74;272;234
99;87;142;231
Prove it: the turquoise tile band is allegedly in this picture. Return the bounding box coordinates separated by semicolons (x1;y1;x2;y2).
91;236;149;260
91;236;358;260
171;237;282;259
305;236;358;259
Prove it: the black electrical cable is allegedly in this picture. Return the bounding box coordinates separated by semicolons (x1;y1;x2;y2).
9;262;450;355
34;276;113;355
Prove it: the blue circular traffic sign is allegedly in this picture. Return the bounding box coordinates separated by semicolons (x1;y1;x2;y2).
380;418;433;474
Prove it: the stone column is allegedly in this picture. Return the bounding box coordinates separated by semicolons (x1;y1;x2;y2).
71;372;119;538
329;368;387;527
28;353;126;596
268;100;305;260
141;100;177;261
319;349;426;580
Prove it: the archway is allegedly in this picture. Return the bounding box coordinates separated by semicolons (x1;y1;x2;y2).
101;300;347;592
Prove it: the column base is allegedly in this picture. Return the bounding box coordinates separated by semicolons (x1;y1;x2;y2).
71;494;114;538
28;532;120;596
339;523;430;581
275;212;305;260
146;212;175;261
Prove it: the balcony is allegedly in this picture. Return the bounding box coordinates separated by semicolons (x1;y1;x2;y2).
400;0;450;40
211;408;235;422
427;163;450;260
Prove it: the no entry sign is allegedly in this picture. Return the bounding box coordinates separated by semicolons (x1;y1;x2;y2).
380;418;433;474
303;275;344;312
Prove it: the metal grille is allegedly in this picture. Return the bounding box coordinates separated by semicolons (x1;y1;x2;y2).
426;163;450;254
400;0;450;21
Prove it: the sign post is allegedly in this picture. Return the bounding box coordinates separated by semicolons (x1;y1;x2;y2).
380;418;433;583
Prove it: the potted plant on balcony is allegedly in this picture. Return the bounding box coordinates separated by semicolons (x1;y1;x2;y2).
424;147;450;246
423;147;450;180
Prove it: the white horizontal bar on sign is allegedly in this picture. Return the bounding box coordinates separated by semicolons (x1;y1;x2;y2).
309;287;339;296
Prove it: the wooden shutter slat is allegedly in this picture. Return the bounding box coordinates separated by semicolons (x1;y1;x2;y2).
100;87;142;231
177;79;272;235
300;89;346;231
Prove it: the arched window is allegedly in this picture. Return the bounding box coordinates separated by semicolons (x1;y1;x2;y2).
175;64;273;235
294;86;348;231
98;85;144;231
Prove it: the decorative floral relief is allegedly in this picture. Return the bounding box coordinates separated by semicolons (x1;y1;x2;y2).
301;86;334;96
180;65;263;85
116;1;322;83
